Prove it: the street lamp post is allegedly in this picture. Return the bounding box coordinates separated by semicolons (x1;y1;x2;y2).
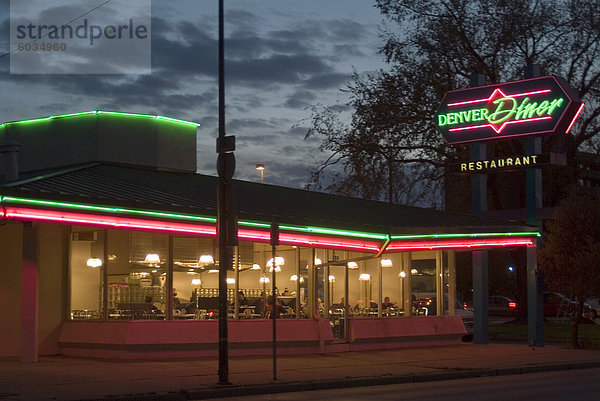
256;163;264;183
216;0;236;386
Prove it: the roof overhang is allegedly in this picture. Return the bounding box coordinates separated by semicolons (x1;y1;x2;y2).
1;195;539;253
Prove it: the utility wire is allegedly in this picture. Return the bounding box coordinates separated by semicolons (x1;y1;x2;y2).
0;0;113;59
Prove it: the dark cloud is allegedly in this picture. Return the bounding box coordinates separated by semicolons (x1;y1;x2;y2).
327;19;368;42
302;72;349;89
235;133;281;146
227;117;282;132
333;44;365;58
227;53;332;86
0;1;382;191
284;90;317;109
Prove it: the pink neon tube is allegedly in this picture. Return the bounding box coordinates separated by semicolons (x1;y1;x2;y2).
3;207;218;236
238;228;382;252
386;237;534;251
2;207;383;252
2;207;534;252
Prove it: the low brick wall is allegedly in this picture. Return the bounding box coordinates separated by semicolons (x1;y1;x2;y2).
348;316;466;351
59;319;330;359
58;316;464;359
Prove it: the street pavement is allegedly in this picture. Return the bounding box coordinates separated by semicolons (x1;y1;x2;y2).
1;343;600;401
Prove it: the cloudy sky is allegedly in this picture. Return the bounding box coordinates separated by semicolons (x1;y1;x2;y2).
0;0;388;188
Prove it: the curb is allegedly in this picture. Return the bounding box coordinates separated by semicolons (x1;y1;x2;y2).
84;361;600;401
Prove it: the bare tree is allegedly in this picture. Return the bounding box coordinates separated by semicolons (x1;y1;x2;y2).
538;189;600;348
306;0;600;207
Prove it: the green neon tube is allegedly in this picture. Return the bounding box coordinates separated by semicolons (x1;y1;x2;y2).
0;110;200;129
1;196;216;223
237;220;388;240
1;196;539;241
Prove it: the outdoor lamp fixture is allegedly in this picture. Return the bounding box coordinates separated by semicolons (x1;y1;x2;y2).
86;257;102;268
256;163;265;183
144;253;161;264
251;264;261;270
347;261;358;269
290;274;298;281
191;278;201;286
399;271;406;278
314;258;322;265
199;254;214;266
226;277;235;285
359;273;371;281
259;275;270;284
380;259;393;268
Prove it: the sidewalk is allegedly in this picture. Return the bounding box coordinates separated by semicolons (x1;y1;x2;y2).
1;343;600;401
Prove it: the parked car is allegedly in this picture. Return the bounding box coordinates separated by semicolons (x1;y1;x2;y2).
488;296;518;317
544;292;594;319
543;292;574;317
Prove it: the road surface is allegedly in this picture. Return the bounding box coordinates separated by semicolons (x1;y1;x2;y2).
209;367;600;401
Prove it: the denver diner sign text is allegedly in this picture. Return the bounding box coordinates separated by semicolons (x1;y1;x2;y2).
435;76;584;145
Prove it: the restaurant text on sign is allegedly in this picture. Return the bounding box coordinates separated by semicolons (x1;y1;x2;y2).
461;155;539;172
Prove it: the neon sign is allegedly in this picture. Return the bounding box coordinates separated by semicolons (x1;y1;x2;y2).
436;76;584;144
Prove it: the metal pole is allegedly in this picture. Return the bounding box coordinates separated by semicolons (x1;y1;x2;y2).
525;63;544;347
270;222;279;381
470;73;489;344
217;0;235;385
271;243;277;380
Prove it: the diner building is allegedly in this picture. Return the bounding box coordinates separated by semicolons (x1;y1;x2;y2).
0;111;539;361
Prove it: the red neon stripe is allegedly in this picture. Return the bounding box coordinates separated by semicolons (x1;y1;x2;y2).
238;228;381;252
565;103;585;134
447;88;551;107
448;123;490;132
4;207;217;236
3;207;382;252
386;238;533;251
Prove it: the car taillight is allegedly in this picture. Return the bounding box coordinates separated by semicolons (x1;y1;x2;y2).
463;303;468;308
509;302;517;308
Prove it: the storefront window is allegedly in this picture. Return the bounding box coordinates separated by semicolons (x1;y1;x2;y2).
69;227;444;323
380;254;403;317
106;230;168;320
69;226;104;320
171;236;216;319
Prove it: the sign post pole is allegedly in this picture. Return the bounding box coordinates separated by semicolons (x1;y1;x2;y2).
524;64;544;348
470;73;489;345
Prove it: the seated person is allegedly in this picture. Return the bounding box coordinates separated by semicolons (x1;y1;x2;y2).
237;290;249;312
266;295;286;319
144;296;160;311
382;296;396;312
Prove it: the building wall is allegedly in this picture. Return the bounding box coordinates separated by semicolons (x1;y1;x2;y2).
0;112;197;177
0;222;68;357
38;223;68;355
0;222;22;357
